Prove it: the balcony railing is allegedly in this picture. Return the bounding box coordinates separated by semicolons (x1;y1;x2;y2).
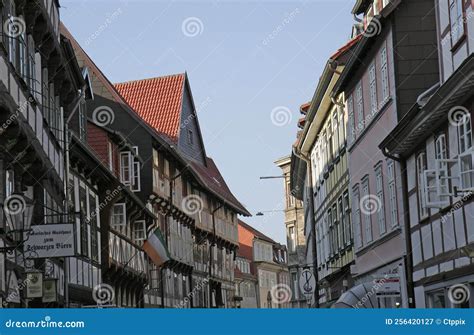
108;231;147;275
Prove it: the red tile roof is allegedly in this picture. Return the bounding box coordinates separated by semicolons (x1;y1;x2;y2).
330;34;363;60
60;23;250;217
115;75;186;143
300;102;311;114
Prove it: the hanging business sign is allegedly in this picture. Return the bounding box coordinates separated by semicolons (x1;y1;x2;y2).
23;224;75;258
374;275;401;297
26;272;43;298
299;269;316;298
42;279;58;303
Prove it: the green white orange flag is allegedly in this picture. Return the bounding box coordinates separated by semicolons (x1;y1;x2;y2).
143;228;170;267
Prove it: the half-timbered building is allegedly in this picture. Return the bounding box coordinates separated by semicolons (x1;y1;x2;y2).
380;0;474;308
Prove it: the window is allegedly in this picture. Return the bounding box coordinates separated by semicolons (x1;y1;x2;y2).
356;82;364;132
416;152;428;218
369;62;377;113
27;35;36;94
347;96;355;144
433;134;450;203
111;203;126;229
327;208;333;256
362;178;372;244
5;169;14;197
108;141;114;171
458;113;472;154
381;46;389;101
79;183;88;257
286;181;295;207
338;197;344;248
427;290;447;308
120;149;141;191
18;16;26;80
352;187;362;249
332;203;339;252
449;0;465;46
375;164;386;235
187;129;194;145
288;226;296;253
332;110;339;154
327;124;334;163
321;130;327;171
387;160;398;227
89;191;99;262
120;151;132;185
291;272;299;300
133;220;146;242
338;105;345;148
131;147;141;192
78;100;87;141
6;1;16;66
343;191;351;246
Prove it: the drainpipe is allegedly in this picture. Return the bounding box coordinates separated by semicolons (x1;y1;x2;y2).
381;148;415;308
292;147;319;308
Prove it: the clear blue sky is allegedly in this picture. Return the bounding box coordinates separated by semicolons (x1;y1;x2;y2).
61;0;354;244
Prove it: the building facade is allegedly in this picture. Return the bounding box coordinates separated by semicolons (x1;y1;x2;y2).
330;0;441;308
237;220;289;308
291;36;360;307
380;0;474;308
0;0;82;308
275;155;307;308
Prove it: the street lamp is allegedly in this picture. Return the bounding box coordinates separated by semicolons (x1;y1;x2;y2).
1;193;35;253
255;210;285;216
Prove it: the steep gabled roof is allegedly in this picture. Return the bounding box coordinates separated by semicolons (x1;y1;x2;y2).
189;158;250;216
115;75;186;143
60;22;250;217
238;220;276;245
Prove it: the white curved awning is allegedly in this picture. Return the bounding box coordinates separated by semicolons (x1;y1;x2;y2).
333;283;380;308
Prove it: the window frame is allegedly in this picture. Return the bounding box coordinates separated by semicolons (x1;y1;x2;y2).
133;220;147;242
448;0;466;49
416;152;429;219
111;203;127;229
387;159;399;227
369;61;378;114
375;163;386;235
352;185;362;249
361;177;373;244
347;95;355;144
356;82;364;133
